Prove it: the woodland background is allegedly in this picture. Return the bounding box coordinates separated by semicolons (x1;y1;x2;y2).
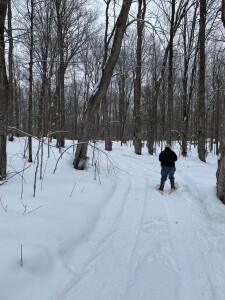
0;0;225;202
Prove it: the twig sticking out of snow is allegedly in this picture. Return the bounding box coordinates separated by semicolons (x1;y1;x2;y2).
21;201;28;214
70;182;76;198
0;195;8;212
20;244;23;267
21;201;43;215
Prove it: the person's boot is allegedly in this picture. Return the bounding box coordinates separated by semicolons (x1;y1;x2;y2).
159;180;165;192
170;179;175;190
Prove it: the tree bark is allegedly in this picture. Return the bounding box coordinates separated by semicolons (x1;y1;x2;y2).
181;18;188;156
55;0;66;148
197;0;206;162
217;119;225;203
37;2;53;138
0;0;8;180
27;0;34;163
216;0;225;203
147;35;158;155
133;0;146;155
181;2;198;156
222;0;225;28
7;0;14;141
167;0;176;145
119;73;126;145
73;0;133;169
103;95;112;151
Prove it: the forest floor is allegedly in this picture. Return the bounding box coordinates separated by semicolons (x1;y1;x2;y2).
0;138;224;300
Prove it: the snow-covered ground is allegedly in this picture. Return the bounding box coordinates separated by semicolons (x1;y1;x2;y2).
0;138;225;300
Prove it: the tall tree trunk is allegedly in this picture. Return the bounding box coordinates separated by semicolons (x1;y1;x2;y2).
7;0;14;141
215;73;220;155
27;0;34;162
217;111;225;203
216;0;225;203
0;0;8;180
102;0;112;150
181;2;198;156
38;53;48;138
119;73;126;145
147;35;157;155
14;79;20;136
133;0;146;155
72;71;78;140
222;0;225;28
73;0;133;169
181;18;188;156
55;0;66;148
103;95;112;151
147;38;171;154
37;3;52;138
167;0;175;145
197;0;206;162
118;66;132;146
56;65;66;148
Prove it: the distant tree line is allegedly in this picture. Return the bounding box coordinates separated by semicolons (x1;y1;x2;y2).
0;0;225;203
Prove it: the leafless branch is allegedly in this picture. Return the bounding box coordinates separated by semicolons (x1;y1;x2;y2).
0;165;31;186
25;205;44;215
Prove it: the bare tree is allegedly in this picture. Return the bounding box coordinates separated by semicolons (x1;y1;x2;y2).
27;0;34;163
146;0;192;154
7;0;14;141
35;0;54;138
102;0;113;151
133;0;146;155
102;94;112;151
197;0;206;162
166;0;176;145
0;0;8;180
73;0;133;169
54;0;97;148
116;37;134;145
181;1;199;156
216;0;225;203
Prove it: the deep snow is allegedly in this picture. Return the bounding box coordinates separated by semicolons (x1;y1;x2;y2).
0;138;225;300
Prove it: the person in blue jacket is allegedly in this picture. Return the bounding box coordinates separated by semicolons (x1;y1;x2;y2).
158;144;177;192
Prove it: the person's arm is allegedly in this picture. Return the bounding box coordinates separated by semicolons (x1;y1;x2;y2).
159;152;162;162
173;151;177;161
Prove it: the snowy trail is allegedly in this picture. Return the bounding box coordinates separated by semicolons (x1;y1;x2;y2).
58;149;220;300
62;161;148;300
3;139;225;300
163;192;216;299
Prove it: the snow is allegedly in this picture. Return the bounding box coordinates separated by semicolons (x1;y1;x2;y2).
0;138;225;300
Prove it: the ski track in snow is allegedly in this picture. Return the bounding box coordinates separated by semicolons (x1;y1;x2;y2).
163;192;216;300
58;150;220;300
60;155;148;300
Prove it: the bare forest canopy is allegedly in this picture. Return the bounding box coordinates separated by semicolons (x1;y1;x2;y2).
1;0;222;145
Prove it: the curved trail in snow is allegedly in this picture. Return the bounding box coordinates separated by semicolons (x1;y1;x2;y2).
59;149;217;300
61;157;148;300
